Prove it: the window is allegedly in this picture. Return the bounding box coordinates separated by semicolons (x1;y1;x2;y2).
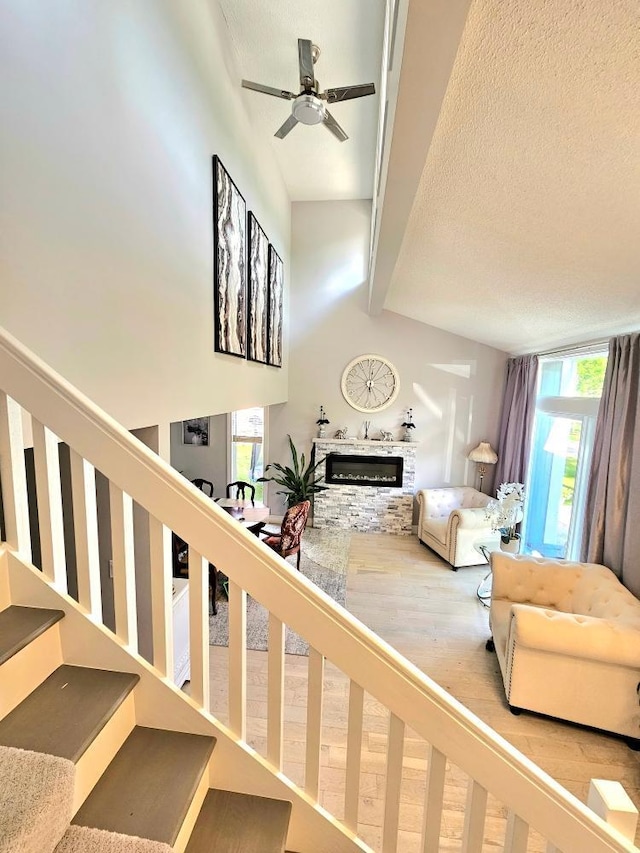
522;352;607;560
229;407;265;502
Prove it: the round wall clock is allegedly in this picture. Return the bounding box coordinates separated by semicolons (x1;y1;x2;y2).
341;354;400;413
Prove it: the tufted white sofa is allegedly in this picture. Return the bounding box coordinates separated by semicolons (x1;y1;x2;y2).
416;487;495;569
489;552;640;741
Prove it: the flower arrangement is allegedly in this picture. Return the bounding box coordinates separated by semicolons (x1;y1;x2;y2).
316;406;330;426
486;482;525;543
401;408;415;430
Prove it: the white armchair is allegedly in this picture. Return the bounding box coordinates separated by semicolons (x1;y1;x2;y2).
416;487;495;569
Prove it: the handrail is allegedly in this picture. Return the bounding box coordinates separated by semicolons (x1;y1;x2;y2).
0;325;635;853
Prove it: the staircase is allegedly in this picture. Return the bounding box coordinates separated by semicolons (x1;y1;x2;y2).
0;604;291;852
0;325;638;852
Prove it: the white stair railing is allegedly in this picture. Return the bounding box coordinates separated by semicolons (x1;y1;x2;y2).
0;326;637;853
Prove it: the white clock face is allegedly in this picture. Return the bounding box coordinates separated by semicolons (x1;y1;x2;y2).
341;355;400;413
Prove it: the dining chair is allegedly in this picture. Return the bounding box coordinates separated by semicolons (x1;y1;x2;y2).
192;478;214;499
225;480;256;505
259;500;310;570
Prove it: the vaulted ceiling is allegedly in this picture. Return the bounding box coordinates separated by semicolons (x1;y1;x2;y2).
221;0;640;355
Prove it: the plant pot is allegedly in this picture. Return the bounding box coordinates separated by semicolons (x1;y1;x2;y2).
500;534;521;554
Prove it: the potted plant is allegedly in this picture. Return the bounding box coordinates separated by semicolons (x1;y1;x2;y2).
316;405;330;438
259;434;328;508
401;408;416;441
485;482;525;552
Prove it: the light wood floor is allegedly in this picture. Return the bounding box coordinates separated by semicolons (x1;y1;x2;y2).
207;532;640;851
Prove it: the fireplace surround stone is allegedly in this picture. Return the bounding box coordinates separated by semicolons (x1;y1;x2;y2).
313;439;416;534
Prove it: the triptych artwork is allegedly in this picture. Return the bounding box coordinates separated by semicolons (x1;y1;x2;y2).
213;156;283;367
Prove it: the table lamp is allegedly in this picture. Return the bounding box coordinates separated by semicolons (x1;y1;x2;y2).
468;442;498;492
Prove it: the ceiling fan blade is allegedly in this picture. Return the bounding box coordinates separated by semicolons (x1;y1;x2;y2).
323;110;348;142
274;113;299;139
323;83;376;103
298;39;315;89
242;80;296;100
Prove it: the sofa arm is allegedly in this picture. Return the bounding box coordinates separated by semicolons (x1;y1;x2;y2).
450;507;492;530
509;604;640;668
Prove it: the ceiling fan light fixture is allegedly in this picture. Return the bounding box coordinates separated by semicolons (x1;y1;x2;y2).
292;94;325;126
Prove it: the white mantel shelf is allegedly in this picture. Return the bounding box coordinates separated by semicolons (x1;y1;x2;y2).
312;438;416;449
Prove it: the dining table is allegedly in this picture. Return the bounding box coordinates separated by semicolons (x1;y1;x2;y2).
216;498;270;534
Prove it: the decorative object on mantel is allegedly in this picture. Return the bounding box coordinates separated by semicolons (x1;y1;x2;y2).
362;420;371;440
401;408;416;441
316;405;330;438
467;441;498;492
380;429;394;441
335;427;349;440
485;482;525;553
341;354;400;412
258;434;327;507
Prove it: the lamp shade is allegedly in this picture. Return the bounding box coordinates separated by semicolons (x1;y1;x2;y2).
468;442;498;465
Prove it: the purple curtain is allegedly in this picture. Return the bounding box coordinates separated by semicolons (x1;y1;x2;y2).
493;355;538;488
581;333;640;595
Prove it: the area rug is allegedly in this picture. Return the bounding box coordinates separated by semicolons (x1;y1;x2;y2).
209;527;350;655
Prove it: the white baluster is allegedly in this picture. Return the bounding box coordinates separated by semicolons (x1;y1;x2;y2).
188;547;209;710
69;449;101;620
0;393;31;559
344;680;364;831
31;419;66;590
305;647;325;799
462;779;487;853
382;712;405;853
228;580;247;739
267;613;285;769
503;811;529;852
422;745;446;853
109;483;137;651
148;515;172;677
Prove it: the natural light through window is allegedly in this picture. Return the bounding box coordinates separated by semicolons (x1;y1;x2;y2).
523;351;607;560
230;407;265;502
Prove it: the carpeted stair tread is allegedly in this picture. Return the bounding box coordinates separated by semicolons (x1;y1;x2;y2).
185;788;292;853
0;664;139;761
73;726;216;845
0;605;65;665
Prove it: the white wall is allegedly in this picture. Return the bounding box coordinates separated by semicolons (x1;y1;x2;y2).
0;0;290;430
267;200;508;516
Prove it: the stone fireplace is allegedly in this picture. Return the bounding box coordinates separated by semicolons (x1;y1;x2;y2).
313;439;416;535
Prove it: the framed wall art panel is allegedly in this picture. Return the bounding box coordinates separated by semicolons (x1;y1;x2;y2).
213;156;247;358
247;212;269;364
267;245;283;368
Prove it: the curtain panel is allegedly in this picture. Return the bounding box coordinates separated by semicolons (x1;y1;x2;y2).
493;354;538;489
582;333;640;596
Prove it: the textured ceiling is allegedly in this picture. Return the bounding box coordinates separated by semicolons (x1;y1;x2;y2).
381;0;640;354
217;0;385;201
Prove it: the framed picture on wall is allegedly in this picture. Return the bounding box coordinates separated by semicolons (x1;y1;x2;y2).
213;156;247;358
267;244;283;368
247;212;269;364
182;417;210;446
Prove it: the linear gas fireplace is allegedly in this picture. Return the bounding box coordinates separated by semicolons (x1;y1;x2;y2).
325;453;404;488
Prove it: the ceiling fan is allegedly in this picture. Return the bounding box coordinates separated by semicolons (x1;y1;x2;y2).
241;38;376;142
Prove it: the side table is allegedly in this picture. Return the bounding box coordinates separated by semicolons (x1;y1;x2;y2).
473;538;502;607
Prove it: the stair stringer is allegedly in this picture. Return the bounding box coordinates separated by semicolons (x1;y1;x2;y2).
3;549;370;853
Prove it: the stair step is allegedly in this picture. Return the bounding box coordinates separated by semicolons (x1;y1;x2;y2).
0;605;64;665
186;789;292;853
73;726;216;845
0;664;139;761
